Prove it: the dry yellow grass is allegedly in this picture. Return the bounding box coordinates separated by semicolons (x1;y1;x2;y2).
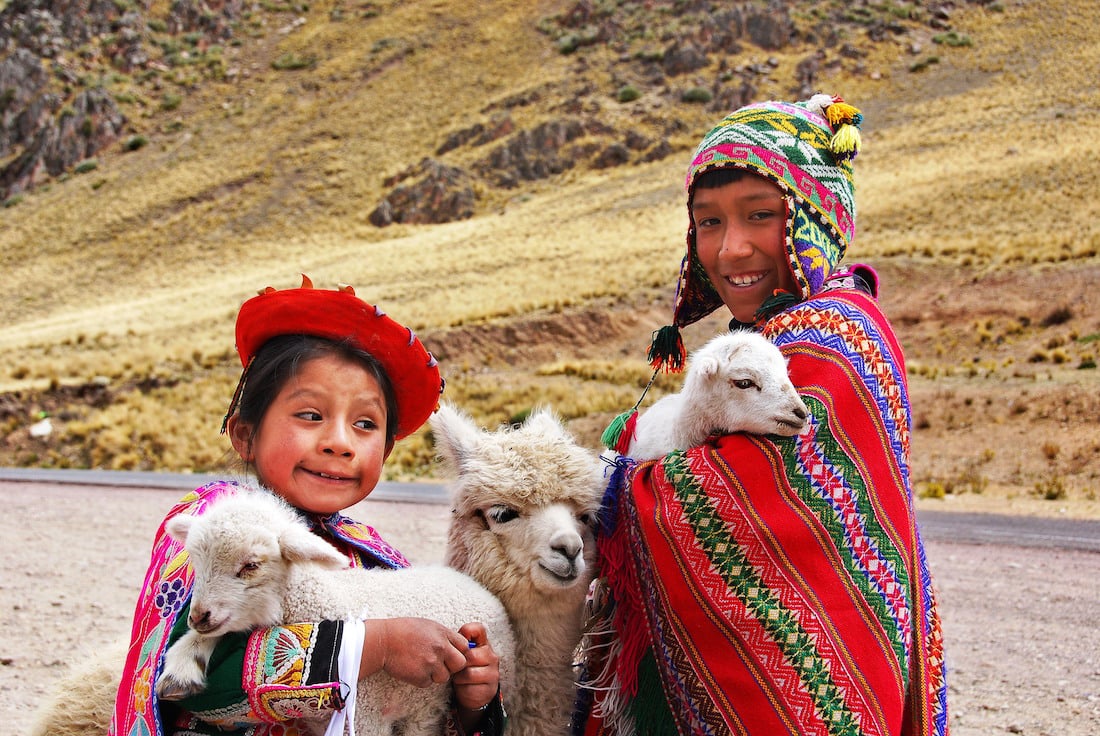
853;0;1100;266
2;0;1098;485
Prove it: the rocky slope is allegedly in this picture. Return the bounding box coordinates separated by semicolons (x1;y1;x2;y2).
2;0;994;206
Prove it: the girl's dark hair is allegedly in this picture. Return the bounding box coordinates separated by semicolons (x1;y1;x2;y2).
234;334;399;452
694;167;752;190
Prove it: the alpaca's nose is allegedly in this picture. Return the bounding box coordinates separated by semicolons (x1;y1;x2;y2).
552;536;582;562
793;404;808;420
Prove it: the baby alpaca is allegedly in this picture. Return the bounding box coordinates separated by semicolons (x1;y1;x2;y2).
430;404;605;736
159;489;516;736
627;330;809;461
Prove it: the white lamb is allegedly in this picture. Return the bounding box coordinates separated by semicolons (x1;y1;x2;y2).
158;488;518;736
626;330;809;461
428;404;605;736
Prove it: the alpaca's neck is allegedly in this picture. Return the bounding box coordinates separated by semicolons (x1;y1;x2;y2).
506;593;585;736
508;589;585;668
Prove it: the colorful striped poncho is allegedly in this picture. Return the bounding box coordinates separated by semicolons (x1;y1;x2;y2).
577;287;948;736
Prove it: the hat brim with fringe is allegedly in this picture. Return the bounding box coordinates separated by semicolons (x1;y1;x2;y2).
232;277;442;440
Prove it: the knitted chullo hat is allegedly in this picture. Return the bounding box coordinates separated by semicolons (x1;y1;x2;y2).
223;275;443;440
647;93;864;373
602;94;862;453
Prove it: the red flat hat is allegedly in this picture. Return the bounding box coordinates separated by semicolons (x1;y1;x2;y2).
231;275;442;440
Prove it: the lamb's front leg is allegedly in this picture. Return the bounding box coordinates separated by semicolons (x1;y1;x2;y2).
156;629;219;700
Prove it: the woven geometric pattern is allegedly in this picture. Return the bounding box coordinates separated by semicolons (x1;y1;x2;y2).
584;288;949;736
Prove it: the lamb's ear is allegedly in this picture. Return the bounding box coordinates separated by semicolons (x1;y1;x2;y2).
279;523;348;569
694;355;723;378
429;402;480;475
165;514;196;544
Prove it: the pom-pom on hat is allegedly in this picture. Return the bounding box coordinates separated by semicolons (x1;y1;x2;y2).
647;93;863;372
224;275;443;440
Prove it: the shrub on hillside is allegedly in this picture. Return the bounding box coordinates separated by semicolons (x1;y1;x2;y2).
617;85;641;103
122;134;148;152
681;86;713;104
272;52;316;71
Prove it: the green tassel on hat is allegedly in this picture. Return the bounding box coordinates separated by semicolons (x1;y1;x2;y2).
601;365;660;456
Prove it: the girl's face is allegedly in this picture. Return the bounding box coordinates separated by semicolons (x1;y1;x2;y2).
228;353;390;515
692;174;797;323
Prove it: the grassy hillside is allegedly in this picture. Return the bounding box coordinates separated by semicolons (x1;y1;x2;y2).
1;0;1098;512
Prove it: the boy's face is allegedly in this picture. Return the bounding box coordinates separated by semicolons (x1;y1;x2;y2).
691;174;797;323
228;353;390;514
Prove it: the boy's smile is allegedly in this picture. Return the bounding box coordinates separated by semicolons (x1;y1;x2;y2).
691;173;797;323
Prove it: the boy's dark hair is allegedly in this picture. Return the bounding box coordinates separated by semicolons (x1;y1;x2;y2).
693;167;752;190
234;334;399;451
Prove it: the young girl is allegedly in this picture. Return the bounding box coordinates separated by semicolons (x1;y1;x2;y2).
110;277;504;736
577;96;949;735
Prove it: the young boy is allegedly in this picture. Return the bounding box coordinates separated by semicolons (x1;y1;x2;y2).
578;96;949;736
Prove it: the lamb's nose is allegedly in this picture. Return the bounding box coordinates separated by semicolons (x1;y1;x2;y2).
189;608;211;629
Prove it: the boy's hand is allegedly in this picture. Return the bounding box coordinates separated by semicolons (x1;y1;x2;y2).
360;617;469;687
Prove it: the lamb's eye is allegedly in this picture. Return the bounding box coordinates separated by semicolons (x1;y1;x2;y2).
488;506;520;524
237;561;260;578
731;378;758;390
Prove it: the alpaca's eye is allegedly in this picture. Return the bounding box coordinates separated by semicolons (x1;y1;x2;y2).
237;561;260;578
578;512;596;528
731;378;758;390
488;506;520;524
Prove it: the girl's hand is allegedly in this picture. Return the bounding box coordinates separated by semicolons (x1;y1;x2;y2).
360;617;469;687
452;622;501;732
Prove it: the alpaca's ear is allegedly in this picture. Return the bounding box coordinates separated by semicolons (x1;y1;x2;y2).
165;514;196;544
429;402;480;474
279;524;348;569
523;406;566;438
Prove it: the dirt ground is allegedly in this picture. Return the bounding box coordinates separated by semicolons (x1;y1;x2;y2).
3;481;1098;736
